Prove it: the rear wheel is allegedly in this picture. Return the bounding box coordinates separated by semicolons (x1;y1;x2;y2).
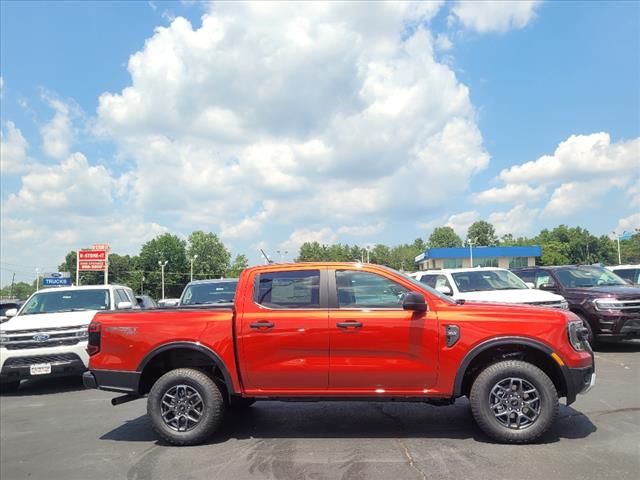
148;368;225;446
470;360;558;444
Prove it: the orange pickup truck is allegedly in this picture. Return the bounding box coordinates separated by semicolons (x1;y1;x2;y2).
83;262;595;445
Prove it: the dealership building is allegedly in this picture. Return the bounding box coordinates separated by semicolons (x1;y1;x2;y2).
414;246;542;271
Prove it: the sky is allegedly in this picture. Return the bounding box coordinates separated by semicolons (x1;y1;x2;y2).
1;0;639;284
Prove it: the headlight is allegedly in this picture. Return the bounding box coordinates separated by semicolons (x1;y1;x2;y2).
593;298;621;311
0;334;8;346
76;325;90;339
559;300;569;310
567;320;588;351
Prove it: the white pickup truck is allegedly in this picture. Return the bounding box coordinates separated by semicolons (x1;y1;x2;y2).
0;284;138;392
410;267;569;309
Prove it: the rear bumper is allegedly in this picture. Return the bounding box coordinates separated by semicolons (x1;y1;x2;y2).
83;369;140;393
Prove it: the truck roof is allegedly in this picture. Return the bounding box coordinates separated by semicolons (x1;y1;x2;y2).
32;284;130;294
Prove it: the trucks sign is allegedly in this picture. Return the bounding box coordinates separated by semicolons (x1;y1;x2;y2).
78;250;107;271
42;271;72;286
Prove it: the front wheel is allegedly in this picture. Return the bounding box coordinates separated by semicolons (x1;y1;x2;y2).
147;368;225;446
470;360;558;444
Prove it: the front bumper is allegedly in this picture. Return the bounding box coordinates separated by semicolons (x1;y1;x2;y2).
0;354;86;383
565;365;595;404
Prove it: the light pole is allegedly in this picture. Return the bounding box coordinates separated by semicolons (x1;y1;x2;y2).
140;273;145;295
466;238;476;267
612;231;621;265
158;261;168;299
190;255;198;282
35;268;40;291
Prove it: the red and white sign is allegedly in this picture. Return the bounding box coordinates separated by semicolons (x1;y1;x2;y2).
78;249;107;271
92;243;110;251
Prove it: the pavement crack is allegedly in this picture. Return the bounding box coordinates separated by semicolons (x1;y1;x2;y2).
396;438;428;480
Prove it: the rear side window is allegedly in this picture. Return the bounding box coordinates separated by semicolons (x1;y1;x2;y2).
255;270;321;309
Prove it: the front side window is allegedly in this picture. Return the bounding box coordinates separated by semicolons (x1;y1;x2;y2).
336;270;409;308
255;270;320;309
451;269;528;293
613;268;639;284
20;289;110;315
535;271;555;288
419;274;452;292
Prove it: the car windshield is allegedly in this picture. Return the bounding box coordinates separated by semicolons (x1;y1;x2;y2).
451;270;528;293
381;266;457;304
20;289;110;315
555;266;628;288
180;281;238;305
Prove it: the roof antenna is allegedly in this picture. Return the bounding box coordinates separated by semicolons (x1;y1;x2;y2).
259;248;274;264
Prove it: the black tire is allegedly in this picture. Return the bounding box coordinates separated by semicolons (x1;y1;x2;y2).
575;313;598;349
147;368;225;446
0;380;20;394
228;396;256;409
470;360;558;444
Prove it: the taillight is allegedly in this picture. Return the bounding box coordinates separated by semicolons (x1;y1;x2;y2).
87;322;101;356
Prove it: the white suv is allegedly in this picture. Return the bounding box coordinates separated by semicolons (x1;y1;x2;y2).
410;267;569;309
0;284;138;393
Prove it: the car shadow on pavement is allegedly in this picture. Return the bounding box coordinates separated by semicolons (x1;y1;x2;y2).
100;399;596;446
594;340;640;353
0;375;86;397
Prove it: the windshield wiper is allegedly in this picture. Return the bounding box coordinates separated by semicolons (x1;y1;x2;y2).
56;308;91;312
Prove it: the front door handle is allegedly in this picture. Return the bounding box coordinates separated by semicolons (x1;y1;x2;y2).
250;322;275;329
336;321;363;329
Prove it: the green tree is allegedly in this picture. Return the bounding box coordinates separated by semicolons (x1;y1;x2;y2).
187;231;231;279
0;281;36;300
139;233;189;298
467;221;498;246
227;254;249;277
619;231;640;263
535;225;615;265
297;242;327;262
428;227;463;248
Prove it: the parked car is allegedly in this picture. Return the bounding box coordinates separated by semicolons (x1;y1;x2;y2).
606;265;640;286
135;295;158;309
410;268;568;309
512;265;640;346
179;278;238;306
84;262;594;445
0;300;24;324
0;284;138;393
157;298;180;308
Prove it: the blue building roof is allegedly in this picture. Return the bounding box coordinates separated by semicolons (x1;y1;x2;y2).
416;245;542;262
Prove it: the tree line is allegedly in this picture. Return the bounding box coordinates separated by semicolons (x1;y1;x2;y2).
1;223;639;300
297;221;640;269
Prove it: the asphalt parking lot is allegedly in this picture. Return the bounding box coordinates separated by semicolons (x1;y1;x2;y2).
1;343;639;480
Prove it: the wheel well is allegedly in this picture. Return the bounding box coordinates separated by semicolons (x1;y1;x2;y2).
138;347;228;396
459;344;567;398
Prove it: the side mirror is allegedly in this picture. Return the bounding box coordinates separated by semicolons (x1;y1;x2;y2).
539;283;556;291
403;291;428;312
5;308;18;318
117;301;133;310
525;282;535;289
436;285;452;295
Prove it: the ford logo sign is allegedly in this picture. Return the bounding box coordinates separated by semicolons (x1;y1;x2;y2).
33;333;50;342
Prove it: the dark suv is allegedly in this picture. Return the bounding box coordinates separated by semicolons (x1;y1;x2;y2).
512;265;640;346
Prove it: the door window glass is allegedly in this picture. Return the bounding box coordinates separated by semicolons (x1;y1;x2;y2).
255;270;320;309
535;271;555;288
336;270;409;308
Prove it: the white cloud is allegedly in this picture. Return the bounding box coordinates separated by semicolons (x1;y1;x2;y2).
40;97;75;159
445;210;478;236
474;184;546;203
451;1;543;33
488;204;539;236
435;33;453;51
337;223;384;237
281;227;338;252
1;121;30;174
499;133;639;185
541;179;627;217
94;2;489;246
615;213;640;234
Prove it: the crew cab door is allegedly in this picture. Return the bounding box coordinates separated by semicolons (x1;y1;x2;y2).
328;268;438;392
237;268;329;392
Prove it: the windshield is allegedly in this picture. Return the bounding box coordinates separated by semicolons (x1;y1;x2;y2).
381;267;457;304
180;281;238;305
555;266;628;288
20;289;110;315
451;269;528;293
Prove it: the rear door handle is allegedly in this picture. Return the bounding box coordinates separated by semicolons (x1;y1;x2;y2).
250;322;275;329
336;321;363;329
